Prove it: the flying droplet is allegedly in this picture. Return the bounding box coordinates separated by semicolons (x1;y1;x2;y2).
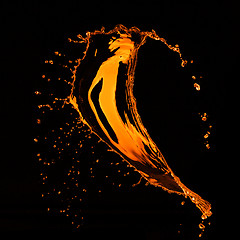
199;223;205;229
204;133;209;139
35;91;41;95
194;83;200;91
201;113;208;121
181;201;185;205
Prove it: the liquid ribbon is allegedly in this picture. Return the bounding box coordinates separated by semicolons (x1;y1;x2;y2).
67;24;212;219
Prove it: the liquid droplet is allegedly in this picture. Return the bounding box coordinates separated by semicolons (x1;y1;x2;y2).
35;91;41;95
201;113;208;121
204;133;209;139
194;83;200;91
205;143;210;149
199;223;205;229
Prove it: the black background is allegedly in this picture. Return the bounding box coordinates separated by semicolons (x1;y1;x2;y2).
0;1;230;238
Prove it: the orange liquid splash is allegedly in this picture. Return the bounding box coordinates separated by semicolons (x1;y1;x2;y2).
65;24;212;219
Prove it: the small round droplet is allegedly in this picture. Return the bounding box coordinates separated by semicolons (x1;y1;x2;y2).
35;91;41;95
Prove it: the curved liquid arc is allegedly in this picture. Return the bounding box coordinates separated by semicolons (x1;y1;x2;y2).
68;25;212;219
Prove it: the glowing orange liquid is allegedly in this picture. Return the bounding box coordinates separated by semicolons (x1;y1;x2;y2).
68;25;212;219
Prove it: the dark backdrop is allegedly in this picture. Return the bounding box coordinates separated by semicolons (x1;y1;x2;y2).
0;1;229;238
